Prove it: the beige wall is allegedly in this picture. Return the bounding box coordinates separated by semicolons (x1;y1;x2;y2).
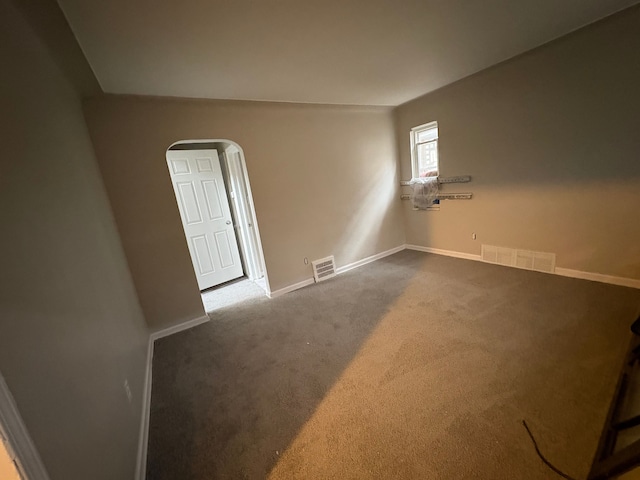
83;96;405;329
0;2;148;479
394;6;640;280
620;466;640;479
6;0;101;97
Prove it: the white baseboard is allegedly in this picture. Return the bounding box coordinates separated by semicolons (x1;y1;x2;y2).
555;267;640;289
335;245;406;275
269;245;408;298
268;278;315;298
135;338;154;480
0;374;50;480
405;244;482;262
149;314;210;342
406;243;640;290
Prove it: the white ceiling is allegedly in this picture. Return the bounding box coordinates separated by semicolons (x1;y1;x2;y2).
57;0;638;106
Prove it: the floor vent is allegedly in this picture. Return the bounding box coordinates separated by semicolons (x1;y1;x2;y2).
312;256;336;283
481;245;555;274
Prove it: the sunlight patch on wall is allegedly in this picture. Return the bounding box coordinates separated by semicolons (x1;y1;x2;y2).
335;160;398;265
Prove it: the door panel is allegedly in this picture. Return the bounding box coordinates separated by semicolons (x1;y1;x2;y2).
196;157;213;172
192;235;215;275
177;182;202;224
170;158;190;174
167;149;244;290
215;230;234;268
202;180;224;219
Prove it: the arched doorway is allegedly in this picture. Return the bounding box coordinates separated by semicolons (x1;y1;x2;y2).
166;140;269;309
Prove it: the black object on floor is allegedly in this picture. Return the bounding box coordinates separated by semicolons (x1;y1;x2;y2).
522;420;577;480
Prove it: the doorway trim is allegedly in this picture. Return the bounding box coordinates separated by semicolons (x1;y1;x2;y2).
0;372;50;480
166;139;271;295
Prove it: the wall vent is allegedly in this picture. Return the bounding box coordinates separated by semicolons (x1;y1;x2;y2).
312;256;336;283
481;245;555;274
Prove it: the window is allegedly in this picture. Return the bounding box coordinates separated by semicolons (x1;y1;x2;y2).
410;121;439;179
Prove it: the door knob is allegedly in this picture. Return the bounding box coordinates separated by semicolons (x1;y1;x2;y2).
226;220;232;225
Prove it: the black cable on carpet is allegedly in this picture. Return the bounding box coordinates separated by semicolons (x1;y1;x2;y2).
522;420;578;480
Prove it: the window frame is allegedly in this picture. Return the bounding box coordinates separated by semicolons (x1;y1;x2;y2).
410;121;439;180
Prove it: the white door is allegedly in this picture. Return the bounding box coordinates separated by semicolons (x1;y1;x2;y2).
166;149;244;290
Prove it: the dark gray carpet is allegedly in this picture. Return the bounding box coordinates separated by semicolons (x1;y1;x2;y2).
146;250;640;479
